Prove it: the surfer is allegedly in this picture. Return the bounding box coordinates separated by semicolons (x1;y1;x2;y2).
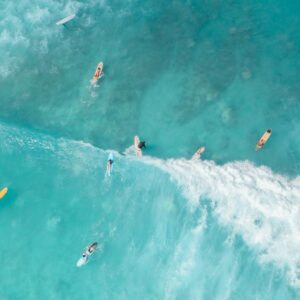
94;66;101;78
92;62;103;83
138;141;146;150
106;154;114;176
256;129;272;150
134;136;145;156
87;242;97;254
84;242;97;259
77;242;98;267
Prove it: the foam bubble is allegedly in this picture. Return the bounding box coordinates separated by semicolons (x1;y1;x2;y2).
25;7;50;24
47;216;61;231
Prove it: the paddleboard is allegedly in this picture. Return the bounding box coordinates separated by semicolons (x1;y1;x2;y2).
92;62;104;84
106;153;114;176
256;129;272;150
134;136;142;156
0;187;8;200
192;147;205;160
56;14;76;26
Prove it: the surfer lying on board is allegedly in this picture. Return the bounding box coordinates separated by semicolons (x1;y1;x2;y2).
95;66;101;78
257;129;272;148
134;136;145;156
92;62;104;84
82;242;98;259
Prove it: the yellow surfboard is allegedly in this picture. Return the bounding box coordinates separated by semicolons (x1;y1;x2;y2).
256;129;272;151
0;187;8;200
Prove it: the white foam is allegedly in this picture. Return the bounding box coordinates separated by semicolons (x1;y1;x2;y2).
164;207;207;299
144;157;300;288
47;216;61;231
25;7;50;24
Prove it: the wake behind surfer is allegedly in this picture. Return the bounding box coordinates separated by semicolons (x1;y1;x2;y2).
77;242;98;267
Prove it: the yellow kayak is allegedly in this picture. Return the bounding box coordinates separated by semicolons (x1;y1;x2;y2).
256;129;272;150
0;187;8;200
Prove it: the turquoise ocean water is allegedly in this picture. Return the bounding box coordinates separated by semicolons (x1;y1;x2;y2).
1;0;300;299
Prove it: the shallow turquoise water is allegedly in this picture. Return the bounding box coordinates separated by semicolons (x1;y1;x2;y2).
1;0;300;299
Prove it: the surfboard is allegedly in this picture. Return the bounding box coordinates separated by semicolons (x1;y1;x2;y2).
0;187;8;200
192;147;205;160
134;136;142;156
92;62;103;84
76;256;88;267
256;129;272;151
76;242;97;267
56;14;76;26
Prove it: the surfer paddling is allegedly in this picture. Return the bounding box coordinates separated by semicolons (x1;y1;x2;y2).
92;62;104;84
76;242;98;267
256;129;272;150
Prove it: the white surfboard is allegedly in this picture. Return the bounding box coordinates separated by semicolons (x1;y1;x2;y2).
76;242;97;267
134;136;142;156
76;256;88;267
56;14;76;26
192;147;205;160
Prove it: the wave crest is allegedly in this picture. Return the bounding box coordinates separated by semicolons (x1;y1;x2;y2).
148;157;300;287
